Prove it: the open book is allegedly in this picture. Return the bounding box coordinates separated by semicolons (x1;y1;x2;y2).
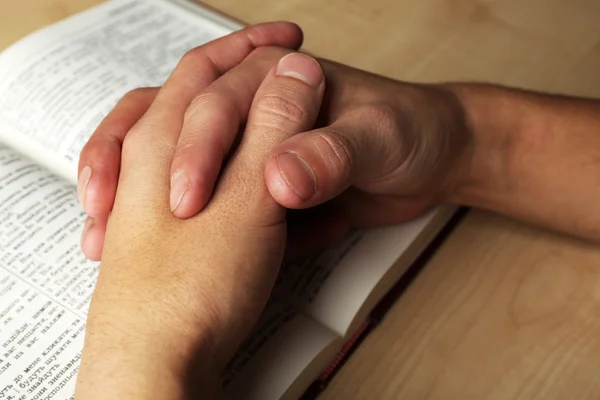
0;0;456;398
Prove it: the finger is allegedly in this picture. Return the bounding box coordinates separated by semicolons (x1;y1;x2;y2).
265;107;406;209
79;22;303;254
77;87;158;217
247;52;325;169
201;52;326;228
246;52;325;193
80;215;108;261
116;22;304;212
200;52;326;364
169;46;293;217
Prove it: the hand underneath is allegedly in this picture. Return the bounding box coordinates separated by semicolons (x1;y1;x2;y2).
76;21;304;260
74;29;325;399
79;41;472;259
265;65;472;255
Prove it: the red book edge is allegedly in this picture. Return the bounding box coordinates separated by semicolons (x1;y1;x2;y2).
299;207;468;399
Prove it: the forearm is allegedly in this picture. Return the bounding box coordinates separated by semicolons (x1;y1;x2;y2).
74;296;221;400
449;83;600;242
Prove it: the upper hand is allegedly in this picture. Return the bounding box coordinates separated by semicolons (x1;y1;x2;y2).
78;24;473;260
75;27;325;398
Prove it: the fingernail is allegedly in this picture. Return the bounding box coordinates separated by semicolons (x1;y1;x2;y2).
81;217;94;247
276;53;323;87
77;166;91;210
276;152;317;200
170;170;190;212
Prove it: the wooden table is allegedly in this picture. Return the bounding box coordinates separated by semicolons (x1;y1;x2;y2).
3;1;600;399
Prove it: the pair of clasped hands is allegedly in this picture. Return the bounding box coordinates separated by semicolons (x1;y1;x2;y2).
73;22;470;398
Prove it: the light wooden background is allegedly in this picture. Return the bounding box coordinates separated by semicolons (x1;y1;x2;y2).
2;1;600;399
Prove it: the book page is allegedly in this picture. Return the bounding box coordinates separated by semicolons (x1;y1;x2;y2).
0;144;340;400
0;145;342;399
274;206;455;337
223;300;340;400
0;145;98;399
0;0;234;185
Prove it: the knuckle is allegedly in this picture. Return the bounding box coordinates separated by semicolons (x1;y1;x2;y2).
180;46;206;65
124;87;149;99
183;92;234;134
121;128;143;158
175;133;199;156
81;128;126;164
359;103;405;137
122;124;174;162
177;93;234;159
186;91;213;117
187;90;226;115
255;88;308;126
352;102;412;162
121;121;160;158
173;129;213;163
79;139;102;161
178;47;218;75
119;87;156;106
78;142;92;163
244;24;266;44
313;130;354;177
247;46;290;63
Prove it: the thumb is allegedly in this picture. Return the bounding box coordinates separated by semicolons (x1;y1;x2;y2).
265;109;406;209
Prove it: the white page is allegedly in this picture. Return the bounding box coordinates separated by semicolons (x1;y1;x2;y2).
274;206;455;336
0;145;97;398
223;300;339;400
0;0;234;185
0;1;458;396
0;143;342;400
0;144;338;399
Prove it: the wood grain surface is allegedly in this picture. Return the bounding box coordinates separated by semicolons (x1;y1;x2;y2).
2;1;600;399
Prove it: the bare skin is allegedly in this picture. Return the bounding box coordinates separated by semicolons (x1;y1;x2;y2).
75;22;600;400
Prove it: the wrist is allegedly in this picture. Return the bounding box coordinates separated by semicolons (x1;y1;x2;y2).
439;83;528;208
75;297;221;399
396;82;478;204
